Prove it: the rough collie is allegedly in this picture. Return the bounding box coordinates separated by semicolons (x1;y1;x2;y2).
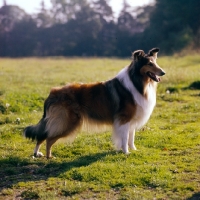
24;48;165;158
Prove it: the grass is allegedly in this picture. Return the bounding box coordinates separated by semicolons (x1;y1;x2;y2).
0;55;200;199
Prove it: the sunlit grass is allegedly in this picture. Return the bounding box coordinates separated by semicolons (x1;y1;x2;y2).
0;56;200;199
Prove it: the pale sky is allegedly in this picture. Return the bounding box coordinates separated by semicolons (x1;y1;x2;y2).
1;0;153;16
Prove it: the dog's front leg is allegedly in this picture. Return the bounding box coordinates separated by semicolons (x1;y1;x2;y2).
128;128;137;150
113;121;130;154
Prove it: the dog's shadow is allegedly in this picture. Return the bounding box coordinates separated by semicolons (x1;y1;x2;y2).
0;152;110;191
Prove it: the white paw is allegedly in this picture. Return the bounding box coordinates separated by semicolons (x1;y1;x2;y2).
34;152;44;157
122;147;130;155
124;151;131;155
129;145;137;150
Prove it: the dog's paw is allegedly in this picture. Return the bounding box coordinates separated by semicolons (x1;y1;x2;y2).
46;156;56;159
33;152;44;157
129;144;137;150
124;151;131;155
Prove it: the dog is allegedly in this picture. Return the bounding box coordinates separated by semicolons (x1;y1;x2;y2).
24;48;165;158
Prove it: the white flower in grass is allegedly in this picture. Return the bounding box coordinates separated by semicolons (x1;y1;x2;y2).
16;118;20;124
5;103;10;108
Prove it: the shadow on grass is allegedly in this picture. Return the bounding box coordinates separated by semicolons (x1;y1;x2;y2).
187;81;200;90
166;81;200;93
165;80;200;94
0;152;110;191
187;192;200;200
166;81;200;95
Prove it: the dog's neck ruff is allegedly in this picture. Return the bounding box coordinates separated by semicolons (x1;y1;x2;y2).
116;67;156;129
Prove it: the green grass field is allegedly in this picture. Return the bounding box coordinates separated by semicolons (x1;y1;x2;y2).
0;56;200;199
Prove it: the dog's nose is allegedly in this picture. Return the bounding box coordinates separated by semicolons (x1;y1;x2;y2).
161;71;166;76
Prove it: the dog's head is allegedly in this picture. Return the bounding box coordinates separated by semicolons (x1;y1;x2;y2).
132;48;165;82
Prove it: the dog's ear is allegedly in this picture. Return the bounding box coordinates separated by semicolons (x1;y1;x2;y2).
148;48;159;59
132;50;145;61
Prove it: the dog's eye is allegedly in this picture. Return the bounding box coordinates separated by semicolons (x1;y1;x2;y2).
148;62;153;66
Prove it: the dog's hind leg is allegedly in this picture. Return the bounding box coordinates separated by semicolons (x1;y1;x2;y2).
128;128;137;150
45;104;82;158
46;137;60;159
34;139;45;157
45;124;80;159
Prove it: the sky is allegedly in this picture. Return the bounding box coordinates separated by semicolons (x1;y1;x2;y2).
1;0;153;16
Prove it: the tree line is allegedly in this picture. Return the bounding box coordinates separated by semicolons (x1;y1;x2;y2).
0;0;199;57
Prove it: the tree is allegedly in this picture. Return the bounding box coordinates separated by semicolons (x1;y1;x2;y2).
50;0;89;23
0;4;28;32
35;0;53;27
92;0;113;22
141;0;199;53
6;18;38;57
0;4;31;56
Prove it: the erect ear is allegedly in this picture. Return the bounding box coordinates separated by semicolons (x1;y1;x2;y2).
132;50;145;61
148;48;159;59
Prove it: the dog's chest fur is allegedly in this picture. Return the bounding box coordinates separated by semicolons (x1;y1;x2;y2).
117;67;156;129
131;83;156;129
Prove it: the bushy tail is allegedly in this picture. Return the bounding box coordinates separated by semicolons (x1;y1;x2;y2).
24;96;50;141
24;118;48;141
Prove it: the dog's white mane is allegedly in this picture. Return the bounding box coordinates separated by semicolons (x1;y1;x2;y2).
116;67;156;129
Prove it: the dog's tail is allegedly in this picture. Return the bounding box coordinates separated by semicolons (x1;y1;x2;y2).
24;118;47;141
24;99;48;142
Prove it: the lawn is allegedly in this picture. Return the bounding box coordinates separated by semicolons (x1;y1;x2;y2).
0;55;200;199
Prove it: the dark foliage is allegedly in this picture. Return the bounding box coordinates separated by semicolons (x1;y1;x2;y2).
0;0;199;57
